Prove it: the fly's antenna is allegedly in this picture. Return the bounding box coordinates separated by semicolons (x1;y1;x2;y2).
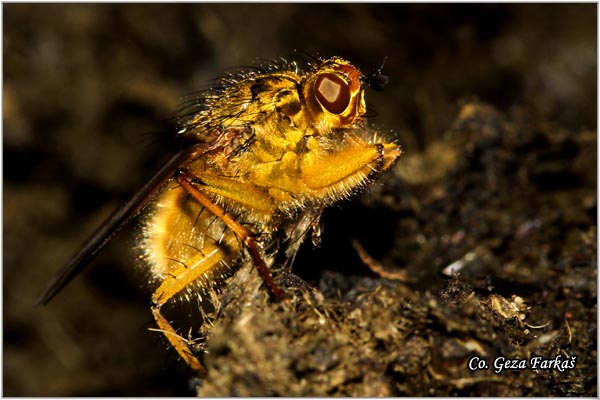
361;57;389;92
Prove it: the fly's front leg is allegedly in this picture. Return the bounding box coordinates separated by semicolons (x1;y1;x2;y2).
175;169;284;298
302;136;401;191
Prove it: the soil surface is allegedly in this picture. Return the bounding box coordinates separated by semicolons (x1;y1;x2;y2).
4;4;596;396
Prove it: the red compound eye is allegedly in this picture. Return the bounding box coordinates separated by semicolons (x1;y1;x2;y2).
314;73;351;115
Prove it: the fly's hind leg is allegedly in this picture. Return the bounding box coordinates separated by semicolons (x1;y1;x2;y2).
151;232;240;374
151;307;205;373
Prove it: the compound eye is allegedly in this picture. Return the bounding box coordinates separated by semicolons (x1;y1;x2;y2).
314;73;351;114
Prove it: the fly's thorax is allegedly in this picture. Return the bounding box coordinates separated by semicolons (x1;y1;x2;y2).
177;57;369;154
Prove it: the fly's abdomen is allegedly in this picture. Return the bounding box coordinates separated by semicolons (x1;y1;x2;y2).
141;182;242;301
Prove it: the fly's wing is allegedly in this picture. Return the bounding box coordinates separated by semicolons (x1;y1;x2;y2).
36;145;205;305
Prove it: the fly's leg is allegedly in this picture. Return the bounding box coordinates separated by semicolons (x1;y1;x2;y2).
175;169;284;298
302;140;400;190
151;232;239;374
151;308;206;373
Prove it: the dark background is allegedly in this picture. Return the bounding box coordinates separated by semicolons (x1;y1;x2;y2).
3;4;596;396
